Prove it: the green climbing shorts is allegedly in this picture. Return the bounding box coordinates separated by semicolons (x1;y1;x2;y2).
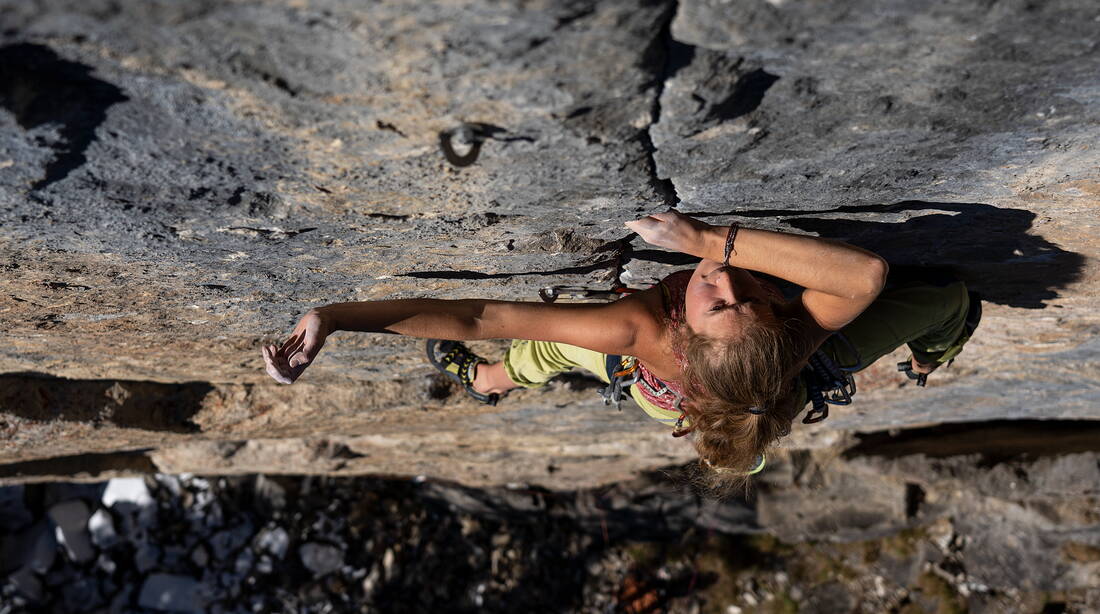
819;278;972;372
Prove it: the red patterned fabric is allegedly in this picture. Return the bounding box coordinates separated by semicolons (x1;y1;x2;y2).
633;270;692;413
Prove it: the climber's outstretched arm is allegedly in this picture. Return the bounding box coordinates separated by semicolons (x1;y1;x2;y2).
262;296;650;384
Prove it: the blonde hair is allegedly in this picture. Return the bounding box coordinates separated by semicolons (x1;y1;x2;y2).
676;310;811;496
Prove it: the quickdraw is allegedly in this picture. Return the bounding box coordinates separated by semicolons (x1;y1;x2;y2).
599;355;639;410
539;285;637;303
800;332;862;424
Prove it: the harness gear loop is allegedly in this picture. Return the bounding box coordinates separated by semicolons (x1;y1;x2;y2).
539;285;637;303
801;332;861;424
599;355;639;410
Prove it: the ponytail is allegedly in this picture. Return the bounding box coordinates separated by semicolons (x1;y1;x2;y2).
676;313;811;496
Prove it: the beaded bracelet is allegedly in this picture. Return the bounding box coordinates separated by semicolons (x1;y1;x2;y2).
722;223;740;265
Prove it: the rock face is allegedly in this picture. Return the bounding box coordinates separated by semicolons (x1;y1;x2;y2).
1;0;1098;517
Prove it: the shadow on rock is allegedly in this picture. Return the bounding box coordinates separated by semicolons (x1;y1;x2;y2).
0;43;128;190
0;372;207;433
0;449;156;480
733;201;1084;309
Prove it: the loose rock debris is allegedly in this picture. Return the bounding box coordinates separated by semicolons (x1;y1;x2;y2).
2;473;1097;613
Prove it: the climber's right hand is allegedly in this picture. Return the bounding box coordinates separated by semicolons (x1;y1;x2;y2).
625;210;712;256
262;310;332;384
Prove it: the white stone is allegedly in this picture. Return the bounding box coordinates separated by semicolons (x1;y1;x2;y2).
102;478;154;509
97;553;117;574
157;475;183;497
362;565;382;595
382;548;396;580
89;508;118;547
254;526;289;559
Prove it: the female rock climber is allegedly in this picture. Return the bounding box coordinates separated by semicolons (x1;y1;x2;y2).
262;211;979;492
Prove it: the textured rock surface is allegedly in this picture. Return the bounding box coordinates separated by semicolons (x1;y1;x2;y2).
1;0;1099;491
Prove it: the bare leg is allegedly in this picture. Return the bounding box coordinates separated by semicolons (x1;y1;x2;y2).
910;357;939;374
471;362;520;396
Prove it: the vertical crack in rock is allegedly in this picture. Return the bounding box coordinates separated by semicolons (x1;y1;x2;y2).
639;0;686;211
616;0;690;287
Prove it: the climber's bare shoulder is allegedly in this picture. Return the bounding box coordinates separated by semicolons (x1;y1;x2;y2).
617;286;682;380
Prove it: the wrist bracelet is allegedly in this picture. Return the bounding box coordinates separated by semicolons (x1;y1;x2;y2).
722;223;740;265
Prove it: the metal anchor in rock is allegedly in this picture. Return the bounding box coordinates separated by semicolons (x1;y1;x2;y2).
439;122;534;167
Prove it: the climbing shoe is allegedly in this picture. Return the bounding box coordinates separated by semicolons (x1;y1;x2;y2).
426;339;500;405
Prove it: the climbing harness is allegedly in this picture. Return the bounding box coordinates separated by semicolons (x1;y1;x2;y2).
800;332;862;424
599;353;697;441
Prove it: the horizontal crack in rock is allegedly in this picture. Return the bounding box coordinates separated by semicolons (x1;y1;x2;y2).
0;448;155;481
397;257;621;280
843;419;1100;461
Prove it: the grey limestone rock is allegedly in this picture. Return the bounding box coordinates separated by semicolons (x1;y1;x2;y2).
0;0;1098;524
0;518;55;574
47;497;94;567
189;544;209;568
254;525;289;560
60;577;103;613
138;573;202;613
135;541;163;573
299;542;344;577
0;485;30;533
209;521;254;561
6;566;42;603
